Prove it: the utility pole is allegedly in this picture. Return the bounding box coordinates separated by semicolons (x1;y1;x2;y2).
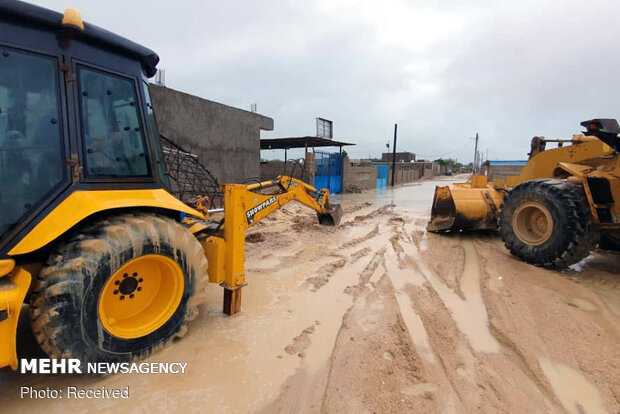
472;132;479;175
391;123;398;186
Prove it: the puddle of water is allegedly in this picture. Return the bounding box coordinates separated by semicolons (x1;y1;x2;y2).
418;231;429;252
335;178;462;216
385;248;437;364
401;236;501;353
538;358;606;414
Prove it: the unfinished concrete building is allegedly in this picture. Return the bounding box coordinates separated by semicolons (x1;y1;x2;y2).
150;85;274;184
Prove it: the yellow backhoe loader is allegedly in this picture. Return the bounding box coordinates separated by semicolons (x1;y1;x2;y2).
428;119;620;268
0;1;342;370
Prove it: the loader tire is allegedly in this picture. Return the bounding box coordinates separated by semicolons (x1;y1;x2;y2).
29;213;208;364
498;179;598;268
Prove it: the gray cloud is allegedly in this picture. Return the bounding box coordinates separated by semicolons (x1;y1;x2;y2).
35;0;620;162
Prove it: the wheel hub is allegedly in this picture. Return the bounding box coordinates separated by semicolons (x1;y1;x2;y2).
512;202;554;246
113;272;143;300
98;255;185;339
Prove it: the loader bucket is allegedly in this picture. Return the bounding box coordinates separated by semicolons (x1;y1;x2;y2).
427;183;505;232
318;203;343;226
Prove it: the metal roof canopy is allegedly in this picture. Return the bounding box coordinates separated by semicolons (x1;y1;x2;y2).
260;136;355;150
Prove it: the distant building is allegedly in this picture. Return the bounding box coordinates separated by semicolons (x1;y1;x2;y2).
381;151;416;163
483;160;528;181
411;161;445;177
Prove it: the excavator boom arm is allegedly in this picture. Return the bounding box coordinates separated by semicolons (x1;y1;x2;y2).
241;176;339;228
194;175;342;316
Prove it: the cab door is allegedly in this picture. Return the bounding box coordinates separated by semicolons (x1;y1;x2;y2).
0;43;72;252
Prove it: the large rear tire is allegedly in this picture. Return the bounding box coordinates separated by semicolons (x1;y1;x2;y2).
498;179;598;268
29;213;208;363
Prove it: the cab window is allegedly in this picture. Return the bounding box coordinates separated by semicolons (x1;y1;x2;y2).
0;48;64;239
78;67;150;178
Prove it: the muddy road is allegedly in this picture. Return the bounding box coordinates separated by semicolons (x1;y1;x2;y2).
1;177;619;413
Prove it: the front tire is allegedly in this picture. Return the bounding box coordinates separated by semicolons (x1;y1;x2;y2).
498;179;598;268
29;213;208;363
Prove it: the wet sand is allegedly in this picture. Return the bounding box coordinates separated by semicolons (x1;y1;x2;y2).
0;177;618;413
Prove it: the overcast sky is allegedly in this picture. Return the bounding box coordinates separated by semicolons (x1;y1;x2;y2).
36;0;620;162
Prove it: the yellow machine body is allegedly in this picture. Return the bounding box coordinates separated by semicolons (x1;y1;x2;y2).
0;176;340;370
427;134;618;232
427;182;504;232
0;1;343;371
8;189;204;256
195;176;341;315
0;268;31;370
0;188;202;370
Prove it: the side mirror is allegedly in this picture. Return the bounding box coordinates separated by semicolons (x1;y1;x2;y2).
580;118;620;151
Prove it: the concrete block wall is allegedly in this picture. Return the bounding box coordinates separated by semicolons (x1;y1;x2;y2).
389;164;420;184
432;163;447;175
412;161;444;177
259;152;315;184
486;165;525;182
343;158;377;191
150;84;274;184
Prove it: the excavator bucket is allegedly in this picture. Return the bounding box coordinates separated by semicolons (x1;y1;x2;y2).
427;182;505;232
318;203;343;226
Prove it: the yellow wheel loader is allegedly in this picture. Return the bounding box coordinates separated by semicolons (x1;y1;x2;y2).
428;119;620;268
0;1;342;370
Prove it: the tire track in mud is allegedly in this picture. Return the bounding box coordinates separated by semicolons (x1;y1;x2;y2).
385;219;562;411
264;219;400;413
396;232;501;353
472;236;619;412
397;220;620;412
343;248;386;298
338;225;379;250
300;207;395;292
340;204;397;228
266;205;413;413
321;246;435;413
305;258;347;292
471;238;564;408
285;323;319;358
247;205;392;276
350;247;371;264
260;201;615;412
254;201;616;413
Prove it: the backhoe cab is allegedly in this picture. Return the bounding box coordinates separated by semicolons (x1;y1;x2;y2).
0;1;341;370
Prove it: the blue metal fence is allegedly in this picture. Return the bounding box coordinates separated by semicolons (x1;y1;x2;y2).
376;164;388;189
314;151;343;194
